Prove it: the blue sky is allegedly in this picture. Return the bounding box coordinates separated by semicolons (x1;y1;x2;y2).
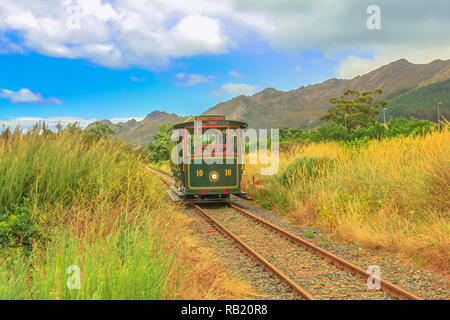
0;0;448;128
0;42;336;121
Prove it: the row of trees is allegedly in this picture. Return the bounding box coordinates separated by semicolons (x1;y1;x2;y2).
278;117;435;144
144;87;440;161
145;117;435;163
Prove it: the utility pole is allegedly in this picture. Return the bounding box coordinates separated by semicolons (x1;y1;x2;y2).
344;114;348;130
383;108;387;126
438;102;442;126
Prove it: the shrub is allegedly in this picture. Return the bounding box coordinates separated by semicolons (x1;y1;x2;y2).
278;157;335;186
0;199;43;252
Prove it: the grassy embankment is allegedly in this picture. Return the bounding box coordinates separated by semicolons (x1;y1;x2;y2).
0;124;255;299
243;124;449;272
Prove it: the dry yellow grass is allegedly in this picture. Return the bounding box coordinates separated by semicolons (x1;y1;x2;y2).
158;161;171;173
243;125;450;272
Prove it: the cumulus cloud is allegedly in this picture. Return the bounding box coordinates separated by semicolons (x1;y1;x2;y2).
228;0;450;78
130;76;146;82
0;0;448;75
336;45;450;78
0;88;62;104
0;0;231;69
0;88;41;103
229;70;245;77
175;72;213;86
217;82;259;96
0;116;144;130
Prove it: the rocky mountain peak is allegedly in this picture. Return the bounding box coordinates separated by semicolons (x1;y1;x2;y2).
144;110;169;121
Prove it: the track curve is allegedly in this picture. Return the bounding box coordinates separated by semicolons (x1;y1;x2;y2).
148;166;422;300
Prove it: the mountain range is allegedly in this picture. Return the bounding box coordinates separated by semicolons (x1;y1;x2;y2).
88;58;450;146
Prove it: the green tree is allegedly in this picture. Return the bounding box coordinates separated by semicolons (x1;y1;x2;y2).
321;88;387;129
87;121;114;138
276;126;303;142
144;124;173;162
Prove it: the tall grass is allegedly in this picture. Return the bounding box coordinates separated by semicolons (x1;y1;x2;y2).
0;124;255;299
244;124;449;271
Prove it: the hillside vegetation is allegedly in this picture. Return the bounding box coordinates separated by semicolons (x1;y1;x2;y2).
87;111;187;147
243;123;449;271
204;59;450;129
89;58;450;147
0;124;254;299
387;78;450;121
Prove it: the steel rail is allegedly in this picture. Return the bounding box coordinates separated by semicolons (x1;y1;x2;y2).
228;203;422;300
147;166;313;299
148;166;172;177
148;166;422;300
191;203;314;300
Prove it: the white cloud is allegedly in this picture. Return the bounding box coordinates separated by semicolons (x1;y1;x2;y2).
130;75;146;82
0;0;448;75
229;70;245;77
171;15;226;55
0;117;97;129
336;56;390;79
0;34;23;54
0;0;231;69
45;97;64;105
0;116;144;130
110;117;145;123
336;44;450;78
227;0;450;78
217;82;259;96
0;88;62;104
175;72;213;86
0;88;41;103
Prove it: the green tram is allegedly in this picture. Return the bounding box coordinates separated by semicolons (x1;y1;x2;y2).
169;116;248;202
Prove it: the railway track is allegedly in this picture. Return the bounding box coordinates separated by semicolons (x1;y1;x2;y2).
148;166;422;300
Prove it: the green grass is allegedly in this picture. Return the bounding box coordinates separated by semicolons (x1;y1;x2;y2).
0;124;180;299
0;221;175;300
303;230;315;240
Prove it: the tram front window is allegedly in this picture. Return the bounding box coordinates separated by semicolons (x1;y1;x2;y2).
186;127;239;155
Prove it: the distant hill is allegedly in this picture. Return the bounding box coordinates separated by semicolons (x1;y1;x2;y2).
383;78;450;121
202;58;450;128
88;58;450;146
87;111;188;147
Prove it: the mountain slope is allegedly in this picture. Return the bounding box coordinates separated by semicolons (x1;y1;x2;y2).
120;112;188;147
386;78;450;121
88;58;450;146
87;111;188;147
202;59;450;128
